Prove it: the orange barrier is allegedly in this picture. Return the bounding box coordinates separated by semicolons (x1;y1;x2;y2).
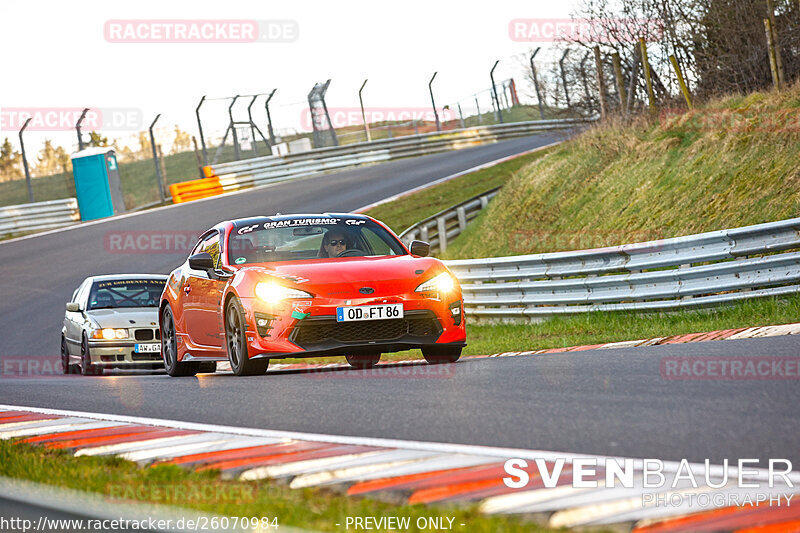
169;176;224;204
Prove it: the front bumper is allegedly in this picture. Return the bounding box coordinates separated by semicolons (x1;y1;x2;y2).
86;341;164;367
239;294;466;359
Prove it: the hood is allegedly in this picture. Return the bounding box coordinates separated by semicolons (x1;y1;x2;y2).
85;308;160;329
243;256;442;296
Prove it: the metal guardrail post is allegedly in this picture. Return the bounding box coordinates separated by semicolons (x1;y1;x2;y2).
148;114;166;202
456;206;467;231
437;216;447;253
19;118;34;203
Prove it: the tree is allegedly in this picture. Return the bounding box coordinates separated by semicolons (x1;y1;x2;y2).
171;125;192;154
87;131;109;147
0;138;23;182
137;131;152;159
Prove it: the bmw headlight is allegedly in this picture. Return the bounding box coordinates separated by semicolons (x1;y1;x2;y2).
91;328;128;340
415;272;457;295
255;282;313;304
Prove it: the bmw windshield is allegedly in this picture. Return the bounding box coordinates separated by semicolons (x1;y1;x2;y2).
227;217;407;265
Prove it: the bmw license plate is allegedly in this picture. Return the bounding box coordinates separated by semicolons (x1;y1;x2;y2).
134;343;161;353
337;304;403;322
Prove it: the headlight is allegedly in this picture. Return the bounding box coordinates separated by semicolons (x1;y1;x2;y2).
91;328;128;340
415;272;457;294
255;282;313;304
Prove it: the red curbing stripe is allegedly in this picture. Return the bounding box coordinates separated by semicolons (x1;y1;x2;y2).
633;502;800;533
193;442;341;472
207;444;380;474
661;332;707;345
154;443;301;467
718;327;750;339
20;425;144;444
347;463;508;496
48;429;198;450
541;347;571;353
689;331;722;342
0;413;60;424
566;344;606;352
734;520;800;533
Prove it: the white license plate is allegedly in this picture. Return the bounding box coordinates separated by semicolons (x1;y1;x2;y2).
134;343;161;353
336;303;403;322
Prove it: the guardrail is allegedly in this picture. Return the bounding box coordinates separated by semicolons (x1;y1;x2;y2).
0;198;80;237
443;217;800;321
398;187;500;254
169;119;590;204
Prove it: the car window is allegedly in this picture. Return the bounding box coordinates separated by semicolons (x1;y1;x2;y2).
227;217;406;265
86;279;166;310
201;232;221;268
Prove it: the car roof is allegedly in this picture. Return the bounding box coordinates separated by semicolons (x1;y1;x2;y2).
230;213;369;228
84;274;168;283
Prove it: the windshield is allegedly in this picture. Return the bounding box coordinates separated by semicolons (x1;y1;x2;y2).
87;279;166;310
228;217;407;265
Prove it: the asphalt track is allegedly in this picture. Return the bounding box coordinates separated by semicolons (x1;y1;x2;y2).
0;336;798;467
1;131;797;469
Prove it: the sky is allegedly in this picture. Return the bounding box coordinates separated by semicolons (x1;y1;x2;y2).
0;0;581;154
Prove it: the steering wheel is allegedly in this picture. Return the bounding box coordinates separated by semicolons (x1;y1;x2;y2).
337;248;364;257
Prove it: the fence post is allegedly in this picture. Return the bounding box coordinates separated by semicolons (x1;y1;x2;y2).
639;38;657;115
148;114;166;202
669;55;693;109
593;46;608;119
19;118;34;203
490;60;504;124
195;96;208;166
611;52;627;116
429;72;441;132
764;18;781;90
157;145;168;196
192;136;204;179
626;45;640;113
358;79;371;142
457;103;465;128
559;50;571;108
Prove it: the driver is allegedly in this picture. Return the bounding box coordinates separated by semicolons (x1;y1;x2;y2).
321;230;350;257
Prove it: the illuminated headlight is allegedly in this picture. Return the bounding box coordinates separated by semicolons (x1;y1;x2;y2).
415;272;457;294
255;282;313;304
91;328;128;340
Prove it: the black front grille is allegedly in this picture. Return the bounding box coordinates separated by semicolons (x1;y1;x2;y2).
134;329;155;341
292;311;442;347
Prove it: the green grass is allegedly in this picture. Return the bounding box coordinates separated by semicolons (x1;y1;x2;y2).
364;146;555;234
0;440;564;532
442;83;800;260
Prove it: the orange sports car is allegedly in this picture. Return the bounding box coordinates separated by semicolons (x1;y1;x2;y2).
160;214;466;376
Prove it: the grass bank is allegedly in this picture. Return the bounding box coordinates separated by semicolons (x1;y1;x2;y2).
0;439;557;532
442;85;800;259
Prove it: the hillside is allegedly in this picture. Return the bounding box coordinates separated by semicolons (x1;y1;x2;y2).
442;84;800;259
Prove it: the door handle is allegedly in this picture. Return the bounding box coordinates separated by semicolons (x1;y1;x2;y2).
183;285;191;294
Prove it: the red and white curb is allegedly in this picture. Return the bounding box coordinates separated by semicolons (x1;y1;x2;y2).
487;322;800;359
1;405;798;532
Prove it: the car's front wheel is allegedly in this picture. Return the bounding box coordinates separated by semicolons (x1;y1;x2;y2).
80;334;103;376
422;345;462;364
345;353;381;369
161;305;199;377
225;297;268;376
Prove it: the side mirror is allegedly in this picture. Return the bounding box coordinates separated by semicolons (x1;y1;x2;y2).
189;252;215;271
410;240;430;257
66;302;81;312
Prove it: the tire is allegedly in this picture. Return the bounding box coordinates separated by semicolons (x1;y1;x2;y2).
345;353;381;369
61;335;77;374
161;305;199;377
422;345;462;364
225;297;268;376
80;335;103;376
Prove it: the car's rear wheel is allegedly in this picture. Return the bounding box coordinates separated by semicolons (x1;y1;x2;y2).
226;297;268;376
61;335;77;374
80;334;103;376
161;305;199;377
345;353;381;369
422;346;462;364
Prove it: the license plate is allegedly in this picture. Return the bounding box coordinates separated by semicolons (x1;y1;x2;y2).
134;343;160;353
336;303;403;322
